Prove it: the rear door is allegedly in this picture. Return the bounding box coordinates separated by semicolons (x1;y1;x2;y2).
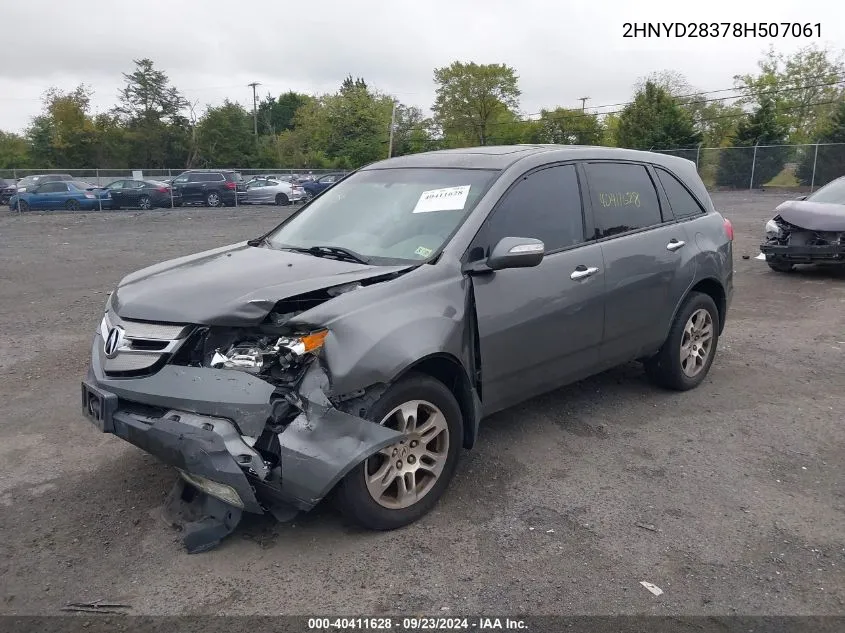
42;182;70;208
580;161;695;365
470;163;606;415
123;180;146;207
106;180;128;207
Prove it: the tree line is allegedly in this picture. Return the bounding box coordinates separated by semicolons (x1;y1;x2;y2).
1;46;844;187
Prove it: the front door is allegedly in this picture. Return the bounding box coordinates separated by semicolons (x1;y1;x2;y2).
469;163;606;415
579;161;696;365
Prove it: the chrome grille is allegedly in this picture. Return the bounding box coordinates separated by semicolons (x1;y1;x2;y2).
101;309;191;376
104;353;162;372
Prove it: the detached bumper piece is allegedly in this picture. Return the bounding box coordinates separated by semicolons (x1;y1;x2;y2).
81;368;403;553
163;477;243;554
760;243;845;264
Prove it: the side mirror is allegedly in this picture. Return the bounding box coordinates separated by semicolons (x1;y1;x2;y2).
469;237;544;273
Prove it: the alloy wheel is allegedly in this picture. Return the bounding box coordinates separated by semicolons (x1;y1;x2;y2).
364;400;450;509
680;308;714;378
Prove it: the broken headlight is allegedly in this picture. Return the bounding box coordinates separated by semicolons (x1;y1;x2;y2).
765;218;783;238
209;330;328;375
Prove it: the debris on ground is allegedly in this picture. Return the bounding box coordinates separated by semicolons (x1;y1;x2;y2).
61;600;131;615
635;522;659;532
640;581;664;596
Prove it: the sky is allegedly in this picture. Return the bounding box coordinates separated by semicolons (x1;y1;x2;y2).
0;0;842;133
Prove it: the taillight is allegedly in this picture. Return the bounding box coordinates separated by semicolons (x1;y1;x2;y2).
224;182;237;190
723;217;734;241
156;187;169;193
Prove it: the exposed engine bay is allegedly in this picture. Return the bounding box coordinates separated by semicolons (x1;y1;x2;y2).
763;214;845;264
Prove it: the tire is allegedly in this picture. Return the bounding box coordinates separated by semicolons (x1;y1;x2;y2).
65;199;81;211
138;195;152;210
275;193;290;206
16;200;29;212
767;260;794;273
334;373;463;530
644;291;720;391
205;191;221;207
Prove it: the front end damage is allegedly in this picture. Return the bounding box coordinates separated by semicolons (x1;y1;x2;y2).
760;204;845;266
81;294;403;553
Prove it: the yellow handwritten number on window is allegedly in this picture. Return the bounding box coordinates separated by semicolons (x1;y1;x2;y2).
598;191;641;208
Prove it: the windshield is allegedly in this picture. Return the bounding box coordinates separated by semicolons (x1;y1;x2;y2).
264;168;497;264
807;177;845;205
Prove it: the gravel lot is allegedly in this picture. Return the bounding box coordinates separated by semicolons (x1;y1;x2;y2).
0;192;843;616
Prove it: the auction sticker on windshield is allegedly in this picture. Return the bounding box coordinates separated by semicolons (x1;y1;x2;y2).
412;185;471;213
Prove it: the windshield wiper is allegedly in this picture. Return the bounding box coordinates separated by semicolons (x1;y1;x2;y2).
281;245;370;265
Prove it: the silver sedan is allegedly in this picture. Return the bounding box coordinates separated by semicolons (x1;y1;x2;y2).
244;178;306;206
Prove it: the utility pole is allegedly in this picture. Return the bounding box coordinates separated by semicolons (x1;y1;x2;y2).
578;96;590;112
387;100;397;158
247;82;261;135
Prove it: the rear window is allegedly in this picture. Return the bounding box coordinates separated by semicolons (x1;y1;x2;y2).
69;181;93;190
224;172;243;182
655;168;705;219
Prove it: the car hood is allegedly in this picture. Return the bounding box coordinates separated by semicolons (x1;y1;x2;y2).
775;200;845;232
112;242;413;326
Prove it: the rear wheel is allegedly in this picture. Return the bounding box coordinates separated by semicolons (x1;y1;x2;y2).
645;291;720;391
205;191;221;207
275;193;290;206
65;199;80;211
334;374;463;530
138;195;152;210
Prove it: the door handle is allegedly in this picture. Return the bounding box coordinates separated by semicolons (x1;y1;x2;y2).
666;239;686;251
570;266;600;280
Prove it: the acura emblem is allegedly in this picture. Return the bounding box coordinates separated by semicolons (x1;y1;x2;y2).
104;325;126;358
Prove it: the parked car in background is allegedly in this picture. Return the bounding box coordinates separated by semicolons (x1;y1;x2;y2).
244;177;306;205
103;179;181;210
0;178;17;204
170;170;247;207
10;180;110;211
302;173;344;199
81;145;733;552
14;173;74;193
760;175;845;271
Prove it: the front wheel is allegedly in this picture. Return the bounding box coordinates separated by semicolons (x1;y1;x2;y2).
767;259;794;273
334;373;463;530
645;291;720;391
16;200;29;212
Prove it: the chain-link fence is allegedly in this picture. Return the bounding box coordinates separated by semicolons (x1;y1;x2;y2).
3;143;844;192
0;167;347;187
653;142;845;192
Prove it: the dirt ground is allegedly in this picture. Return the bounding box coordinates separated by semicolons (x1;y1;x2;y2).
0;192;843;616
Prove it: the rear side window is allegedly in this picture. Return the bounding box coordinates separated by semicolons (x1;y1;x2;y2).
481;164;585;253
583;163;662;239
655;168;705;219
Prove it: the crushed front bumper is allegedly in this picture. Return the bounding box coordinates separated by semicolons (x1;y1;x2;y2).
82;335;402;552
760;242;845;264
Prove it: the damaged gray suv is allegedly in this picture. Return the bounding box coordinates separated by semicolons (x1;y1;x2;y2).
82;145;734;552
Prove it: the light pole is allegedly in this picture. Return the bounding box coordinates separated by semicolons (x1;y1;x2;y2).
247;82;261;135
